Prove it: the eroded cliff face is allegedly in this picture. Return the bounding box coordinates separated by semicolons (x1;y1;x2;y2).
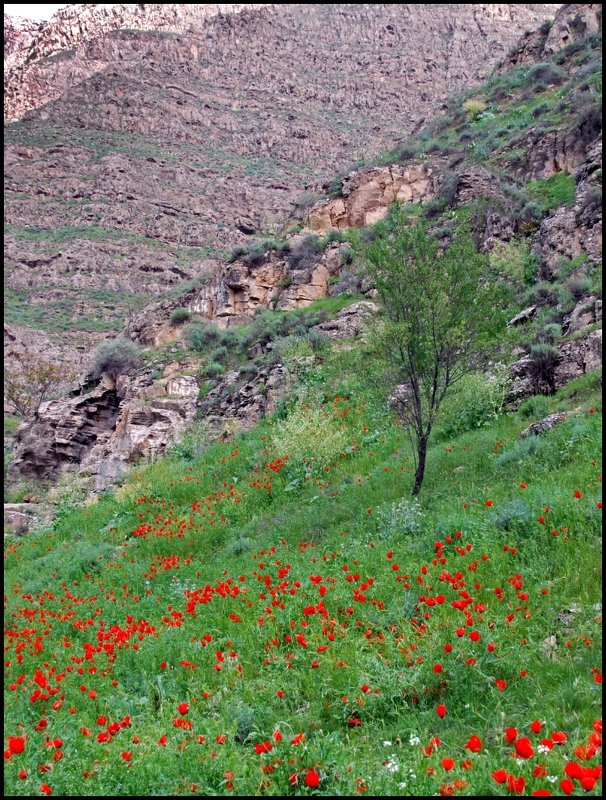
4;4;560;351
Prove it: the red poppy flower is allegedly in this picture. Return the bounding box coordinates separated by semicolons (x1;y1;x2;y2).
515;737;534;759
465;735;482;753
560;779;575;795
178;702;189;715
437;704;447;718
530;720;542;734
305;768;321;788
442;758;455;771
506;774;525;794
485;499;493;507
492;769;507;784
7;737;25;755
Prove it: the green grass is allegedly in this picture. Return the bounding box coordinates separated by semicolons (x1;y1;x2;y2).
4;338;602;795
527;173;577;212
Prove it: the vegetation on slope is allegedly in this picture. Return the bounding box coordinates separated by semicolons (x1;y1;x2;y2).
4;16;602;799
4;337;602;795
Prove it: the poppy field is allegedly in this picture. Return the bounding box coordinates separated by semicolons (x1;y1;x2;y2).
4;368;602;796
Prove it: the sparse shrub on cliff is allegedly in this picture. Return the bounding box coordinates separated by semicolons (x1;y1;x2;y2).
92;338;142;380
288;234;324;271
528;173;576;212
566;275;593;301
170;307;190;325
527;62;566;87
462;99;487;121
4;358;73;419
183;321;222;352
529;342;560;394
205;360;225;380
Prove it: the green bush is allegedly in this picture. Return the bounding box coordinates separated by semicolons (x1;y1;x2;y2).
271;403;350;470
92;338;142;380
488;238;538;286
288;235;324;271
170;307;190;325
208;345;229;364
183;321;222;352
436;370;510;439
375;496;423;539
518;394;552;418
529;343;560;393
205;361;225;380
527;62;566;86
462;99;487;121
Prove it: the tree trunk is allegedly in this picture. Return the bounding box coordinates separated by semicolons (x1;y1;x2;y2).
412;435;428;496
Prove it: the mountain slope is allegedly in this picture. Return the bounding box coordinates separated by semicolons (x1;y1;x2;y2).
4;4;559;367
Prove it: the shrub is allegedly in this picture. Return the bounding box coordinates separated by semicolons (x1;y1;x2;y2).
538;323;562;345
170;307;190;325
436;370;510;439
271;403;350;470
274;335;315;369
518;394;552;418
527;62;566;86
494;434;546;468
488;238;537;287
566;276;593;301
288;235;324;272
529;343;559;393
227;245;248;263
462;99;487;121
205;361;225;380
92;339;142;380
528;173;576;212
208;345;229;364
340;246;354;266
183;322;221;352
519;201;544;226
492;498;534;532
375;497;423;540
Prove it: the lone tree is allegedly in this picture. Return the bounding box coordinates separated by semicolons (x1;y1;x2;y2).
357;203;506;495
4;357;73;420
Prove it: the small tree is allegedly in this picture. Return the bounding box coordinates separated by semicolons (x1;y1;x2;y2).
357;203;506;495
4;358;73;419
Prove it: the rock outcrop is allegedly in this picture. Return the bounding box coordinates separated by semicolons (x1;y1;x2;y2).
200;363;290;436
9;368;199;490
501;3;599;69
508;328;602;402
305;164;435;232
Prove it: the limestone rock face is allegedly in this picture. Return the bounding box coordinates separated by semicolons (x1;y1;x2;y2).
508;329;602;403
316;301;380;339
501;3;598;69
199;363;290;436
4;3;559;360
533;139;602;278
305;164;435;232
9;370;199;490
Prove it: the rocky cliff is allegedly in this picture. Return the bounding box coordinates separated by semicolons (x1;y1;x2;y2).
4;3;559;361
8;3;603;495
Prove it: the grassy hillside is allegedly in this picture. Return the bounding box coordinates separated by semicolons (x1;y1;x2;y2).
4;18;602;799
4;340;602;795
